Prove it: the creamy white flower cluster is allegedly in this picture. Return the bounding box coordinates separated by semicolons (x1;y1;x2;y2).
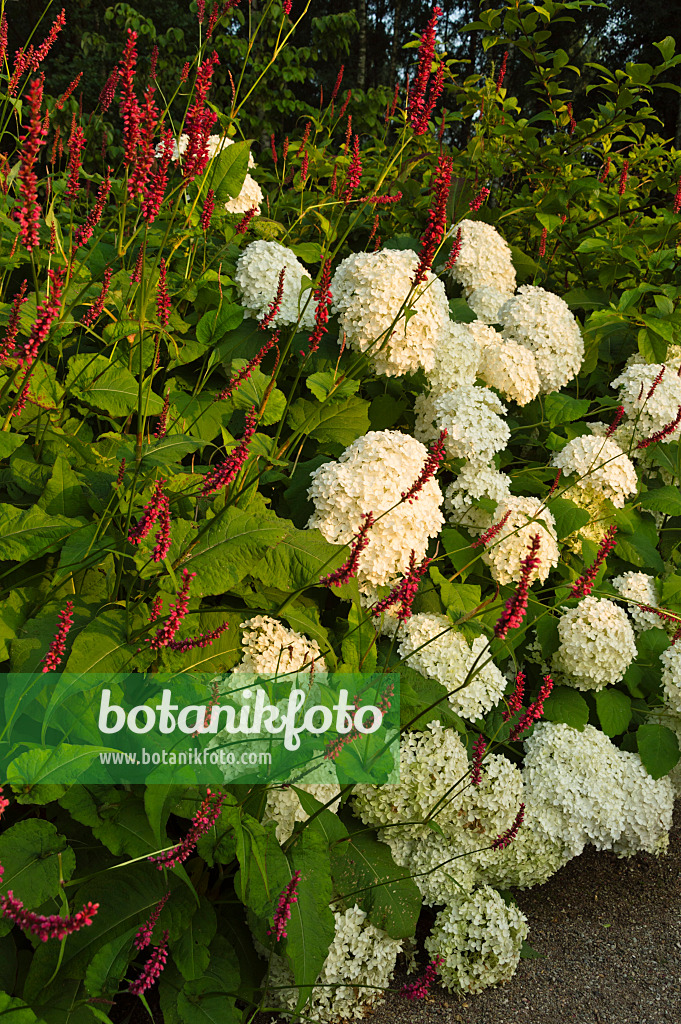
447;220;516;307
424;886;528;994
612;572;661;631
156;134;263;213
499;285;584;394
307;430;444;591
262;783;341;843
392;613;507;722
472;322;542;407
523;722;674;857
426;322;481;392
415;386;510;463
480;496;560;585
238;614;326;675
660;645;681;715
444;460;512;531
553;597;636;689
235;240;316;328
612;363;681;446
552;433;637;508
330;249;451;376
263;904;402;1020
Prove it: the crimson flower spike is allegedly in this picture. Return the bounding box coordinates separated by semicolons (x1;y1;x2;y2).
471;510;511;549
15;76;47;251
134;892;170;951
409;6;444;135
636;405;681;448
471;734;486;786
0;889;98;942
547;468;562;498
236;205;258;234
492;803;525;850
259;268;285;329
142;127;173;224
321;512;374;587
129;931;169;995
0;787;9;817
215;337;274;401
401;430;447;503
372;550;432;622
509;674;553;742
0;281;28;362
201;188;216;231
40;600;75;673
469;186;490;212
494;534;541;640
18;267;64;367
149;789;226;869
306;259;333;354
400;956;444;1000
330;65;344;115
496;50;508;91
182;51;220;185
673;173;681;215
618;159;629;196
444;226;462;271
128;478;170;556
156;258;171;327
268;871;301;942
83;268;112;328
201;408;257;495
413;153;452;286
56;71;83;111
166;620;230;653
74;167;112;250
646;365;665;399
570;525;618;599
154;391;170;439
342;134;362;202
605;405;624;438
502;669;526;722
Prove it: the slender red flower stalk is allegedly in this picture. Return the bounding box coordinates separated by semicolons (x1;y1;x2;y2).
149;789;226;869
268;871;300;941
330;65;344;115
74;167;112;250
509;675;553;741
115;458;126;487
26;8;65;70
143;569;195;651
0;15;7;66
283;136;290;161
201;409;257;495
598;155;610;182
566;101;576;134
142;126;172;223
368;212;380;246
401;957;444;1000
503;670;526;722
282;0;293;14
307;259;333;354
15;76;47;251
471;734;486;786
149;44;159;79
50;124;62;165
130;244;145;283
129;82;160;199
40;600;75;673
372;551;432;622
618;159;629;196
471;510;511;549
215;337;274;401
180;61;191;83
409;6;443;135
300;151;309;183
413;153;452;285
343;114;353;155
605;405;624;438
167;620;230;653
235;205;257;233
83;268;113;327
18;267;64;367
259;268;286;329
0;787;9;818
494;534;541;640
197;0;206;23
0;887;98;942
673;174;681;215
56;71;83;110
65;120;86;199
538;226;548;257
324;683;394;760
469;186;490;212
99;66;119;110
270;134;278;166
570;525;618;598
330;163;338;195
200;188;216;231
206;3;221;37
321;512;374;587
156;259;171;327
492;803;525;849
129;931;169;995
636;406;681;448
444;226;462;271
496;51;508;91
401;430;447;503
360;191;402;205
154;392;170;439
297;121;312;156
128;479;170;547
119;30;141;167
8;50;29;98
0;281;28;362
342;134;362;202
182;51;220;184
646;365;665;399
134;892;170;951
338;89;352;120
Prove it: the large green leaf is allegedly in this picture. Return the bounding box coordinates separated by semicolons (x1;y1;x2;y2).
546;498;591;540
66;354;164;417
84;926;137;997
594;688;632;737
252;524;344;593
65;608;137;674
639;485;681;516
287;396;370;447
0;820;75;909
171;897;217;982
0;504;84;562
637;723;680;779
184;506;288;596
541;685;589;731
37;455;88;518
0;993;38;1024
196;303;243;346
210;140;252;204
284;828;336;1007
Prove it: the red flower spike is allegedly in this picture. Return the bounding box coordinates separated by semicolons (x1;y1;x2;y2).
142;127;173;223
321;512;374;587
471;510;511;549
570;525;618;599
646;366;665;399
636;406;681;448
494;534;542;640
673;174;681;215
18;267;64;367
0;891;98;942
469;186;490;212
14;76;47;251
503;670;526;722
201;409;257;495
492;803;525;850
148;789;226;868
471;734;486;786
26;8;65;70
166;621;230;653
56;71;83;110
598;155;610;182
538;226;548;258
144;569;195;651
0;281;28;362
83;268;113;327
197;0;206;23
115;458;126;487
342;134;362;202
401;957;444;1000
0;787;9;818
259;268;285;330
182;52;220;185
444;227;462;271
130;245;145;284
413;153;452;285
605;406;624;438
338;89;351;120
618;159;629;196
268;871;300;941
129;931;169;995
0;16;7;66
99;67;119;111
401;430;447;503
409;6;443;135
496;51;508;91
215;337;274;401
74;168;112;250
307;259;333;354
509;675;553;742
372;551;432;622
119;30;141;168
154;392;170;440
40;600;75;673
235;205;257;234
156;259;171;327
134;892;170;951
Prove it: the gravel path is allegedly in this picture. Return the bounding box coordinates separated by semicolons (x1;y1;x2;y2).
372;804;681;1024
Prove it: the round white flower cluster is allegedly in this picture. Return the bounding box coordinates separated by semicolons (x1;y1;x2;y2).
238;614;326;675
447;220;516;300
382;828;477;907
612;363;681;445
660;645;681;715
499;285;584;394
414;386;510;463
445;460;512;531
611;572;661;631
426;321;481;393
235;240;316;328
262;783;341;843
330;249;450;376
224;170;264;215
393;613;507;722
481;496;560;585
353;720;470;829
476;804;572;890
553;597;636;689
425;886;528;994
475;327;542;407
523;722;674;857
466;285;513;325
552;434;637;508
307;430;444;591
263;904;402;1020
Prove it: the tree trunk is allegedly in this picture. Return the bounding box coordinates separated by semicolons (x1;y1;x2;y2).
389;0;403;87
357;0;367;90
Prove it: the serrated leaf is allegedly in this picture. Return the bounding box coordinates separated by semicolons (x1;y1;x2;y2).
637;723;680;779
185;505;288;595
594;688;632;737
546;498;591;540
640;485;681;516
66;354;164;417
287;396;370;447
305;371;359;402
541;685;589;731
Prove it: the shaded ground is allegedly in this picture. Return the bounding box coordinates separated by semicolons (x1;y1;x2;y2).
373;805;681;1024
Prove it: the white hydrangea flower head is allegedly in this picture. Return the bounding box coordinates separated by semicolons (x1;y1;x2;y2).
307;430;444;591
476;804;573;890
224;173;263;215
499;285;584;394
458;755;525;874
551;433;638;508
466;285;514;324
414;386;510;463
394;613;506;722
426;321;481;393
447;220;516;297
235;240;315;328
353;721;470;829
238;615;326;675
481;496;559;585
381;827;478;907
425;887;528;994
611;572;661;631
611;363;681;445
156;133;256;168
476;331;542;406
553;597;636;689
262;904;402;1020
262;783;341;844
660;645;681;715
330;248;450;376
445;460;512;532
523;722;674;857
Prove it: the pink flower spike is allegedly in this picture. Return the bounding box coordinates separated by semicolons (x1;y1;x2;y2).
401;430;447;502
236;206;258;234
673;173;681;215
342;134;363;202
413;154;452;285
148;790;226;869
372;551;432;622
201;188;216;231
201;408;257;495
41;600;75;673
129;930;169;995
636;405;681;448
494;534;541;640
307;259;333;354
268;871;301;941
156;259;171;327
444;227;462;271
0;281;29;362
618;159;629;195
471;734;486;786
471;510;511;549
14;76;47;251
259;269;285;330
509;674;553;742
215;337;274;401
570;525;617;599
401;956;444;1000
496;51;508;91
134;892;170;951
469;186;490;212
0;891;98;941
321;512;374;587
492;803;525;850
409;6;443;135
83;268;113;327
605;405;624;438
502;670;525;722
128;479;168;546
0;787;10;818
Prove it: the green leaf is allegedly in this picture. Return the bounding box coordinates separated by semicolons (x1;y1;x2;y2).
210;140;252;203
37;455;88;518
638;328;667;364
654;36;675;63
636;723;680;779
252;523;344;592
234;818;290;917
171;897;217;981
196;304;243;346
305;372;359;402
541;685;589;731
546;498;591;540
0;433;28;459
65;608;136;674
289;242;322;263
543;393;591;427
285;829;336;1006
0;504;84;562
0;993;38;1024
0;819;75;910
287;396;370;447
231;364;286;426
640;486;681;516
66;354;164;417
5;746;114;790
594;688;632;737
185;505;288;595
341;602;377;673
84;927;137;996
